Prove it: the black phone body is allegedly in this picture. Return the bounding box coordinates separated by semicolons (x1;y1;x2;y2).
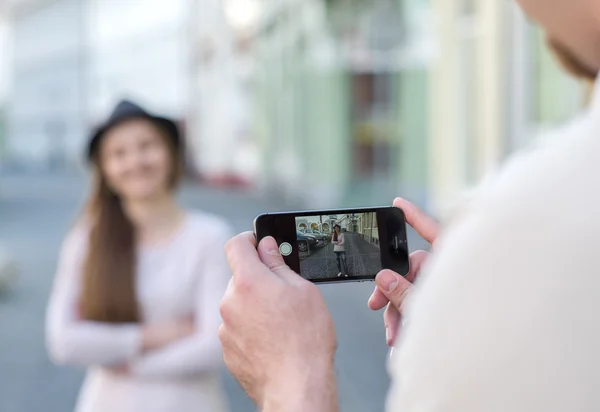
253;206;410;284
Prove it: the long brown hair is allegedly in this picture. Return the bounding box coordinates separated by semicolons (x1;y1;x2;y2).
79;119;183;323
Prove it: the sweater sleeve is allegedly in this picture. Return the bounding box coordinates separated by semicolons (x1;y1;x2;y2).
128;221;232;379
45;225;142;367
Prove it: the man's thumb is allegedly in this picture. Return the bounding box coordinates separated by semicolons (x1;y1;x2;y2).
375;270;412;311
257;237;288;273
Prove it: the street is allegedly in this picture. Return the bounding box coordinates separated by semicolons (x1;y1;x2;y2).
300;233;382;280
0;172;428;412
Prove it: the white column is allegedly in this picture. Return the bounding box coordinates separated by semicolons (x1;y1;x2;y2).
429;0;463;216
429;0;508;217
475;0;507;176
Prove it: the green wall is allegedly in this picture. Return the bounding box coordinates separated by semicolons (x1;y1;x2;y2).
302;68;350;191
398;68;429;190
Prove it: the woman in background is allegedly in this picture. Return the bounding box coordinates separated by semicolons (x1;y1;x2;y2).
332;224;348;277
45;100;231;412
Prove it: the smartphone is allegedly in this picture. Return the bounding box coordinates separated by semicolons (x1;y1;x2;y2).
253;206;409;283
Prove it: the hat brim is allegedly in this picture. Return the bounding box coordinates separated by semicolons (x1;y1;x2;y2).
87;115;181;162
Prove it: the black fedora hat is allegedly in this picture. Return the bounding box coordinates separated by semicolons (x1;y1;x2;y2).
87;100;181;162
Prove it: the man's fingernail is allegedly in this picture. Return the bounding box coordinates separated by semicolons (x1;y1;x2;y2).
385;327;390;343
378;271;398;292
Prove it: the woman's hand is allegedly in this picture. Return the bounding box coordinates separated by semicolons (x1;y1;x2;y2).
368;198;440;346
141;315;195;352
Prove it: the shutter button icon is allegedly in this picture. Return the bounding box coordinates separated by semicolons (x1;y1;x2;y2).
279;242;293;256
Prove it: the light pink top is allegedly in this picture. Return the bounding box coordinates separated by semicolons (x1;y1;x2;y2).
45;211;232;412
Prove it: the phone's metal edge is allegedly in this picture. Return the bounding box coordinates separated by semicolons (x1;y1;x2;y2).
255;205;392;218
313;278;376;285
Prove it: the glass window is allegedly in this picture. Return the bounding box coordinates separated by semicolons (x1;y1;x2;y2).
350;72;396;179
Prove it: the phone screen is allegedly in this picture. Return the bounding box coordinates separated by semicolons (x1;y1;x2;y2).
255;207;409;283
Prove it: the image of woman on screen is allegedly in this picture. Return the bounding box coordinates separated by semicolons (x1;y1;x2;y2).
332;224;348;277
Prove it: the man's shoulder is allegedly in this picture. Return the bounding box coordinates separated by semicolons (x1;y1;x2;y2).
447;113;600;227
493;121;597;203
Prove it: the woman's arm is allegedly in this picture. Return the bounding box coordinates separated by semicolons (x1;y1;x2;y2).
45;226;143;367
127;221;232;379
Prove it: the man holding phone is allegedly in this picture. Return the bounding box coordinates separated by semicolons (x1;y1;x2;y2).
218;0;600;411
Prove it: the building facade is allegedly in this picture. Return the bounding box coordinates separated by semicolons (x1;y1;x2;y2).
3;0;194;171
85;0;192;125
188;0;259;185
6;0;87;170
429;0;587;216
252;0;434;208
251;0;588;215
0;3;12;166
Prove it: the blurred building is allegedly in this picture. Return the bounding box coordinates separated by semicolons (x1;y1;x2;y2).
0;0;589;213
252;0;433;208
86;0;191;126
2;0;192;171
189;0;259;185
0;3;12;167
1;0;256;181
430;0;587;215
5;0;87;171
251;0;588;214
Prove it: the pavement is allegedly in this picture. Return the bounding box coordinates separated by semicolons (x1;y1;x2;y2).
0;172;429;412
300;233;381;280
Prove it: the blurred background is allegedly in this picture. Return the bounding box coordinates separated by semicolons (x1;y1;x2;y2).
0;0;589;411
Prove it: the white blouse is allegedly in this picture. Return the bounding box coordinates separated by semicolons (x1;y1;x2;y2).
46;211;232;412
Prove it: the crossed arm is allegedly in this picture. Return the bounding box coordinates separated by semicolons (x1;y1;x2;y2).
46;225;231;379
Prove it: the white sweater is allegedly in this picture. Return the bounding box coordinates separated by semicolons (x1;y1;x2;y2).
45;212;232;412
386;78;600;411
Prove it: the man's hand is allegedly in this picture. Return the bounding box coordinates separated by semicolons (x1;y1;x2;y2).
219;233;338;411
368;197;440;346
